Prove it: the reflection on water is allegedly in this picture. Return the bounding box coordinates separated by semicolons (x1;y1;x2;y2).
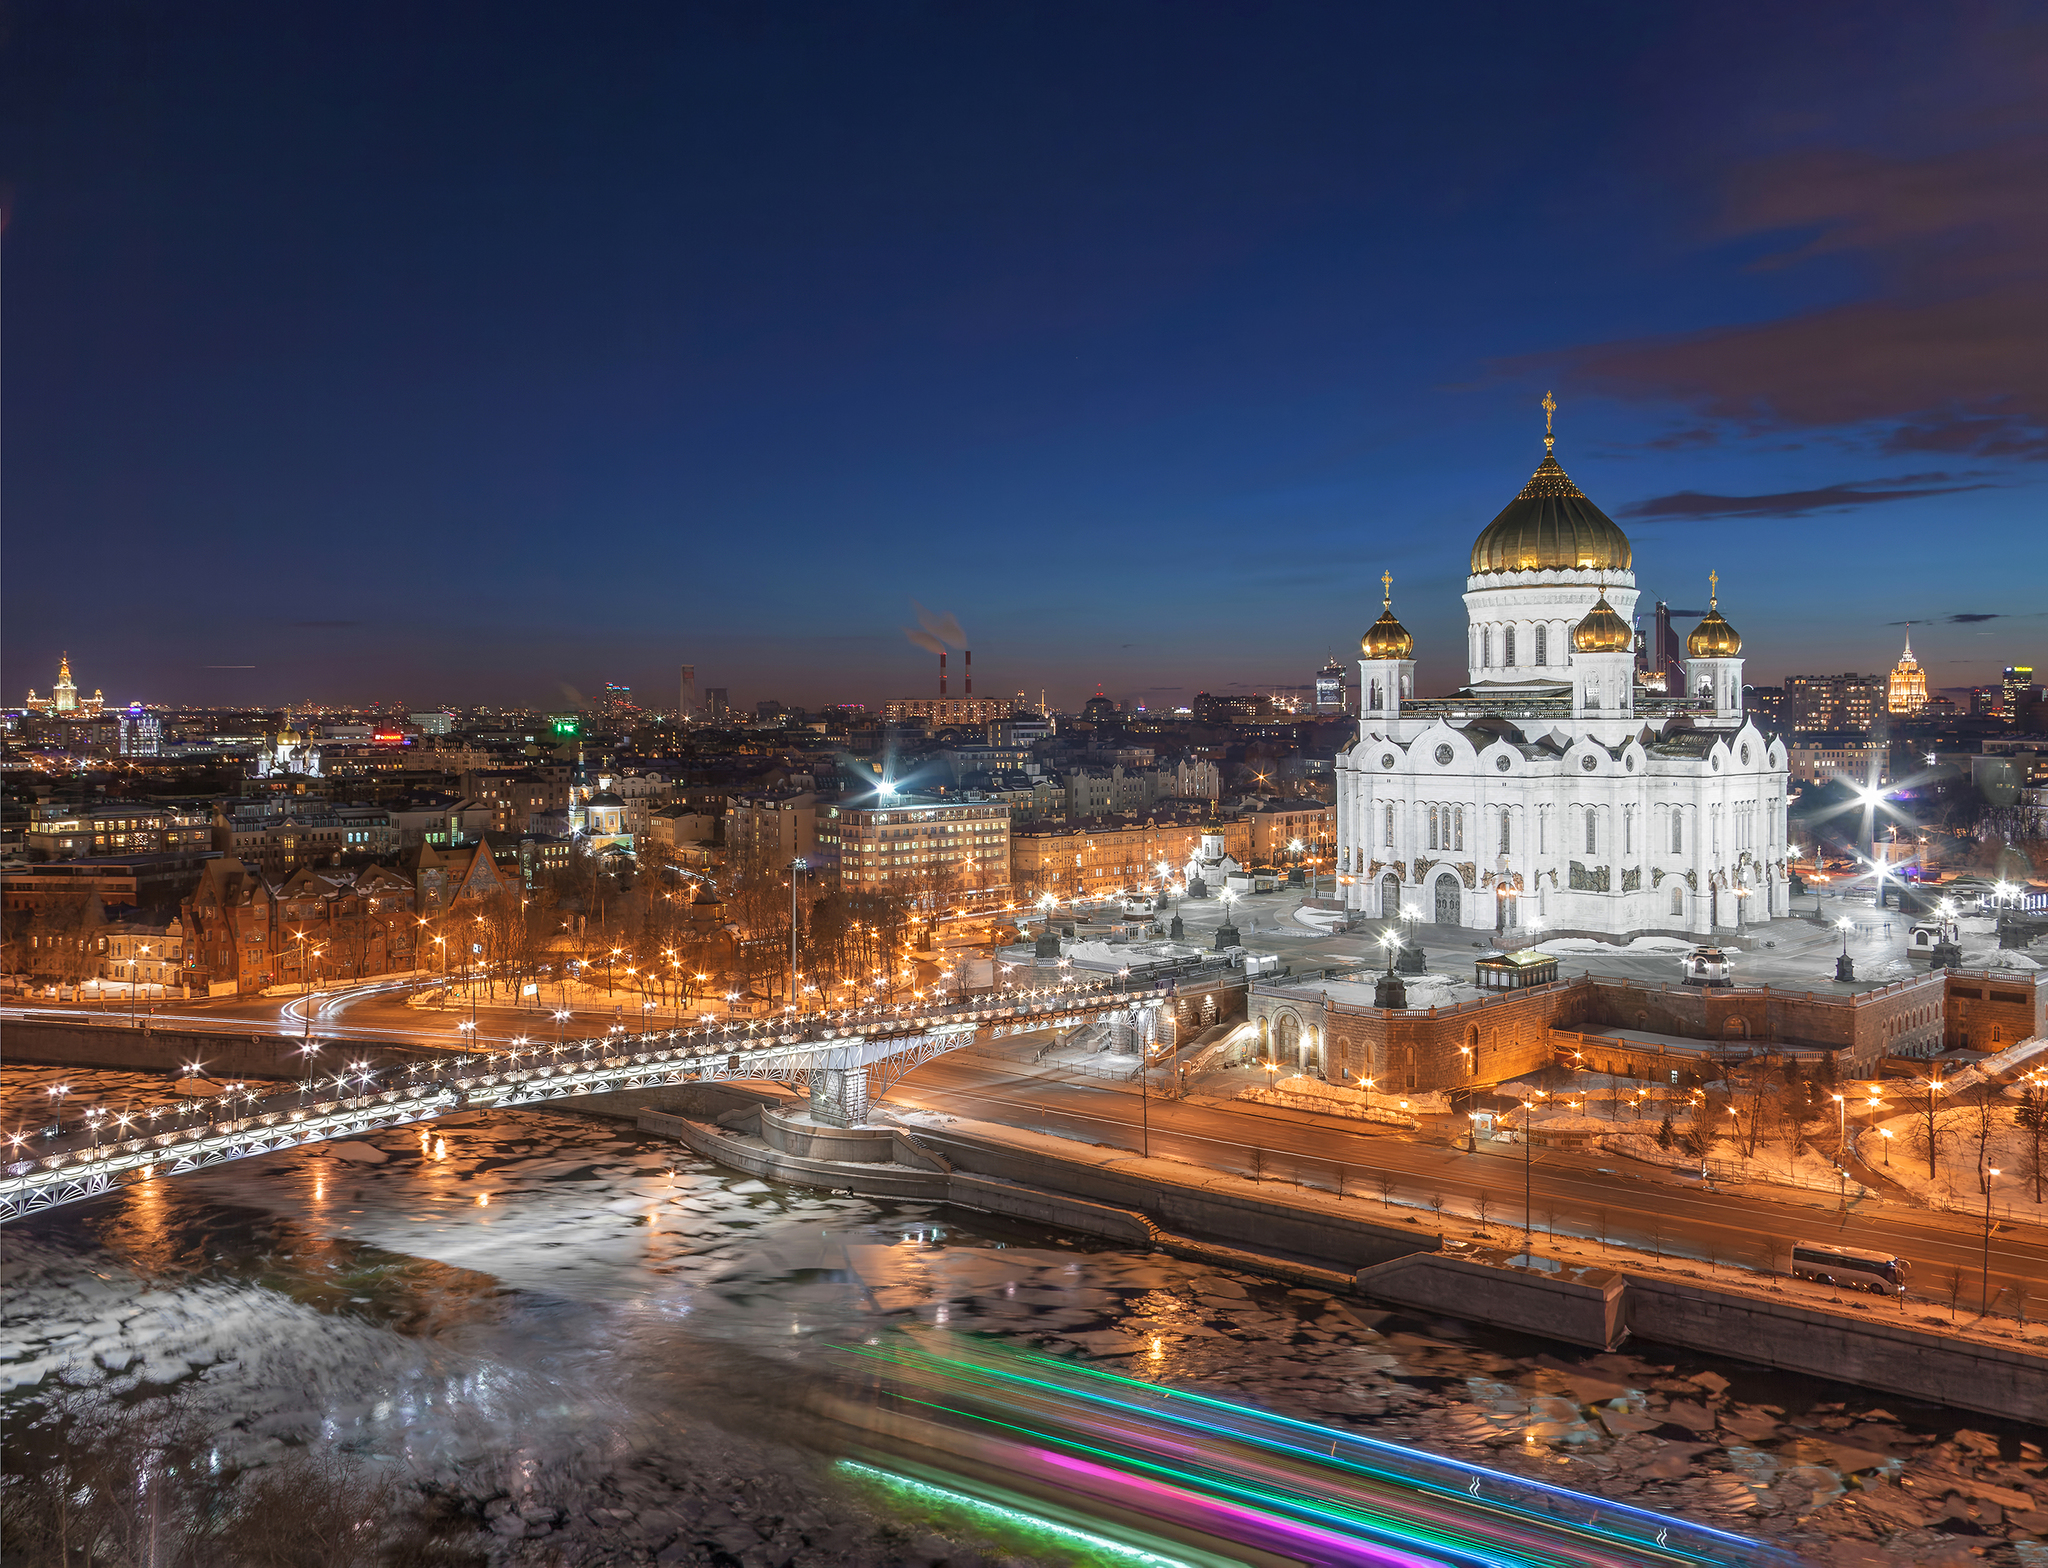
2;1068;2043;1566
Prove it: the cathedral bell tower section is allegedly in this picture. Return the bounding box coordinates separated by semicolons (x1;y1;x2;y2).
1569;589;1636;721
1357;571;1416;727
1683;572;1745;724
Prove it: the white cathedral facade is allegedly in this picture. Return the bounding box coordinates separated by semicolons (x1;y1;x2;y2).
1335;421;1789;941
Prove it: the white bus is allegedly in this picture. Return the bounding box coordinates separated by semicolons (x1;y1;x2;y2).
1790;1241;1910;1295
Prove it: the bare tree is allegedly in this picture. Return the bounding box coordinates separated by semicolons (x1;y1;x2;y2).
2018;1079;2048;1206
1958;1085;2003;1205
1914;1078;1947;1182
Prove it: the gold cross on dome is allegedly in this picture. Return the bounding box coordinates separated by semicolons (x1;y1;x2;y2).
1709;569;1719;605
1382;570;1393;607
1542;390;1557;451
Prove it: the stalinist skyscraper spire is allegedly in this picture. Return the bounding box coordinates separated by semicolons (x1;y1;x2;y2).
1887;626;1929;714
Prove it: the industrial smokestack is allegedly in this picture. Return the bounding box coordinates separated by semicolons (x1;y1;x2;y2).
965;649;972;696
940;651;947;696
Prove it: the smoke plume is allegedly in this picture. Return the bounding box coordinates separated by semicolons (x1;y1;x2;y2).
912;600;967;648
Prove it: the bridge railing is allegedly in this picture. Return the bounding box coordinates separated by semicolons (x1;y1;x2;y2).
5;975;1196;1177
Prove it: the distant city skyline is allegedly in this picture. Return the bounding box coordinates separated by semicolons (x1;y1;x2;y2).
4;4;2042;710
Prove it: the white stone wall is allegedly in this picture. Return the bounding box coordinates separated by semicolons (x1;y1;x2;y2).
1337;720;1788;939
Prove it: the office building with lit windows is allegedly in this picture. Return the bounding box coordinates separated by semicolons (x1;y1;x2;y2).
820;795;1010;908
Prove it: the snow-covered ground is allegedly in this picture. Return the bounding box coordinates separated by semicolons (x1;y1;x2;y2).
1864;1108;2048;1225
1239;1073;1444;1124
1536;935;1699;955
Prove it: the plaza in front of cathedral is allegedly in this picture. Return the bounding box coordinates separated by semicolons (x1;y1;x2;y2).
1335;406;1790;942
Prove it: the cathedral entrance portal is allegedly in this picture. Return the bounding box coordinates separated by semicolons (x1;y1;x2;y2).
1380;873;1400;918
1434;875;1462;927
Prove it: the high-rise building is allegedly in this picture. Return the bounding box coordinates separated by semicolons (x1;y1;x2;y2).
24;652;105;717
595;683;634;729
1315;655;1346;714
1886;631;1929;715
679;664;697;721
1783;672;1885;734
704;687;731;723
1650;602;1685;693
2005;666;2037;723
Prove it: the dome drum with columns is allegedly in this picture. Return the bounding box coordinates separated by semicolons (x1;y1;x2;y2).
1335;397;1790;944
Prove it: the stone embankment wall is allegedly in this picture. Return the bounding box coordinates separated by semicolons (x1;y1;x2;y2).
635;1093;2048;1423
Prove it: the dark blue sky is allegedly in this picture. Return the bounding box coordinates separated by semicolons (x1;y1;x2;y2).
5;2;2043;712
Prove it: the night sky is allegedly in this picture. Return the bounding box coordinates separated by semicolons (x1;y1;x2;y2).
4;3;2043;713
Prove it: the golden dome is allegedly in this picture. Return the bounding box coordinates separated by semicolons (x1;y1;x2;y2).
1572;592;1633;653
1469;453;1632;575
1361;571;1414;659
1686;571;1742;657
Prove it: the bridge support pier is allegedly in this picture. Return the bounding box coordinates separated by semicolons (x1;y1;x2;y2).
810;1066;870;1128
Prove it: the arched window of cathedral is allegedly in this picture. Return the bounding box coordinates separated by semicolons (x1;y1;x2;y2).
1671;812;1683;854
1384;804;1394;846
1498;809;1510;854
1535;625;1547;666
1504;627;1516;666
1585;811;1597;856
1670;885;1684;916
1453;806;1464;851
1369;679;1382;709
1482;628;1492;668
1427;807;1438;849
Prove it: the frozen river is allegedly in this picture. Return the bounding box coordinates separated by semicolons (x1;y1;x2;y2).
3;1066;2043;1566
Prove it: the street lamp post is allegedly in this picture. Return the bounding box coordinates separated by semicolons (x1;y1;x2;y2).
1521;1090;1547;1255
790;858;807;1009
131;944;150;1027
1835;917;1856;983
1983;1165;2001;1315
1832;1092;1847;1201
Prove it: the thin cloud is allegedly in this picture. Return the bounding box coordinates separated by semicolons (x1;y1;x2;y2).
1622;479;1989;521
1534;130;2048;459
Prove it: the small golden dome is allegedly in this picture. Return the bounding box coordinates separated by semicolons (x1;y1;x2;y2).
1361;571;1414;659
1572;593;1632;653
1688;608;1742;657
1687;572;1742;656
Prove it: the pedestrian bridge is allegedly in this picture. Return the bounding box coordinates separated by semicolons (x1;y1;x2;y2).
1;979;1184;1223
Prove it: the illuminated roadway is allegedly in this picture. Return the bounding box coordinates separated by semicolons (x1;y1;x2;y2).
884;1052;2048;1315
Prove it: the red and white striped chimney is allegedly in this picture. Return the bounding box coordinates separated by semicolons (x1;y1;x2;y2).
940;651;947;696
965;649;972;696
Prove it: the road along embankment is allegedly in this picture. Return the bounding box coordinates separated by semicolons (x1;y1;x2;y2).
1;1016;445;1082
615;1087;2048;1424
